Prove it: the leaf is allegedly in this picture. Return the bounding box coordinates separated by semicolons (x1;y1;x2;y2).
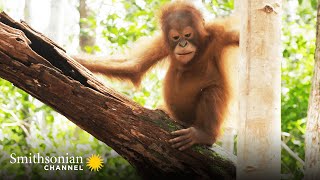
311;0;317;10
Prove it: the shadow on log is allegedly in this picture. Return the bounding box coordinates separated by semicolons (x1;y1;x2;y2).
0;12;236;179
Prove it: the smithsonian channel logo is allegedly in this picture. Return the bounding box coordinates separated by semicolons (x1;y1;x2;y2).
10;153;104;172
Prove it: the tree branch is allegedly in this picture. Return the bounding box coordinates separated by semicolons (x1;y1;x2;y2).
0;12;236;179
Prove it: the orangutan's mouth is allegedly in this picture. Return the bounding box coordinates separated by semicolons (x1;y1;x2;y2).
177;51;194;55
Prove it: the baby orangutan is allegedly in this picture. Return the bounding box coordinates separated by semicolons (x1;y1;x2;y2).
74;1;239;150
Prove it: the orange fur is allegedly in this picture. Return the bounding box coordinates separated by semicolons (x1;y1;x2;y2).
73;2;239;148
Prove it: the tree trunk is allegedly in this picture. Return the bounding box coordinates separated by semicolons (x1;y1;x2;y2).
304;0;320;179
221;46;239;154
220;0;241;154
233;0;240;14
78;0;96;53
0;12;235;179
237;1;282;179
46;0;64;44
24;0;32;24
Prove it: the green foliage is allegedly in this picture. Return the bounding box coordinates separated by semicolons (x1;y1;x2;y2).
101;0;169;50
298;0;318;10
281;1;316;179
204;0;234;16
0;79;139;179
95;0;170;108
80;12;99;53
0;0;173;178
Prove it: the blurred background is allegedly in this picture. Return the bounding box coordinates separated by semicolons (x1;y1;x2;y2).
0;0;316;179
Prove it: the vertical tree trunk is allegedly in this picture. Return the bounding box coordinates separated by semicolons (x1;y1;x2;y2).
221;46;239;154
233;0;240;14
46;0;64;44
220;0;241;154
304;1;320;179
24;0;32;24
237;1;282;179
79;0;96;53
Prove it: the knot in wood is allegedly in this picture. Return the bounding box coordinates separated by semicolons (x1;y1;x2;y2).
263;3;280;14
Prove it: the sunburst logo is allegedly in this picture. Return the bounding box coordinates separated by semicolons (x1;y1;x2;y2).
86;154;104;172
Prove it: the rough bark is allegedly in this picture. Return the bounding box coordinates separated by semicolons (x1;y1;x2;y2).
0;12;235;179
304;1;320;179
237;1;282;179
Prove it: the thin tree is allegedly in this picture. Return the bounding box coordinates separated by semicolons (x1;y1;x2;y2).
46;0;64;44
237;0;282;179
220;0;241;154
304;0;320;179
79;0;96;53
24;0;32;24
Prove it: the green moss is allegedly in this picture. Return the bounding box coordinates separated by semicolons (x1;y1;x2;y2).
192;145;205;154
